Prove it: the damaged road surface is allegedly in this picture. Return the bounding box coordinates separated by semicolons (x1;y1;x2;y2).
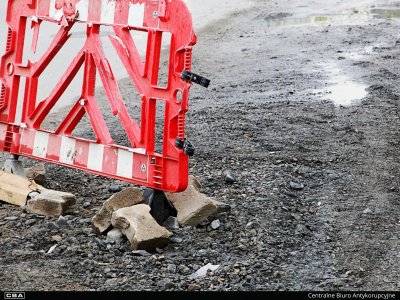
1;0;400;292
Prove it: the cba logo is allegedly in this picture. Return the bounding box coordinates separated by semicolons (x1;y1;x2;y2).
4;292;25;300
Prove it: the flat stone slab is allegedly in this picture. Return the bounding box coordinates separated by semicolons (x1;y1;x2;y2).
0;171;44;206
166;176;219;227
112;204;171;251
92;187;144;234
28;189;76;217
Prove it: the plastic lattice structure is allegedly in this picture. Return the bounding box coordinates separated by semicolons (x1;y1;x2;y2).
0;0;198;192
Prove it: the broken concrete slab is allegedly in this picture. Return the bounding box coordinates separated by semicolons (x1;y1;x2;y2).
0;171;44;206
25;164;46;185
166;176;218;227
27;189;77;217
111;204;171;251
92;187;144;234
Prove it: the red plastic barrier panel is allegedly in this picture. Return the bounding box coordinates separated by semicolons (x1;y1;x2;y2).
0;0;198;192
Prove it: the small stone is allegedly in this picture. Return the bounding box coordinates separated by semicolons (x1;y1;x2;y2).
56;215;68;226
108;186;123;193
47;222;59;230
164;216;179;230
83;202;91;208
79;218;92;225
291;213;301;221
132;250;151;257
210;219;221;230
25;219;36;226
158;278;174;289
187;284;201;291
289;181;304;190
223;170;237;183
363;208;372;214
170;237;183;244
107;229;124;244
238;244;247;251
4;216;18;221
167;264;177;273
52;235;62;242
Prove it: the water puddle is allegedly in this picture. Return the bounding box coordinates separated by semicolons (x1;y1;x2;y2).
315;62;368;106
264;6;400;27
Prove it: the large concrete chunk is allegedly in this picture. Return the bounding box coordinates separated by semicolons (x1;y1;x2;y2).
27;190;76;217
92;187;144;234
112;204;171;251
166;176;218;227
0;171;44;206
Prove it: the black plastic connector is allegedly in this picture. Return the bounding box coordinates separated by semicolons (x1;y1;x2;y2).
181;70;211;88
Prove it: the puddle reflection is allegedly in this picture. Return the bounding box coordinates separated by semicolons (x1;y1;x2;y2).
264;6;400;27
316;62;368;106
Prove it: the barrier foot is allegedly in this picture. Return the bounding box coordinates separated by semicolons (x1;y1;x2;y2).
3;155;26;178
143;188;177;226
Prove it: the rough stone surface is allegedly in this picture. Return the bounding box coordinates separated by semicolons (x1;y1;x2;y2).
92;187;144;234
0;171;44;206
211;219;221;230
106;228;124;244
27;190;77;217
211;199;231;214
166;176;218;227
111;204;171;251
25;164;46;185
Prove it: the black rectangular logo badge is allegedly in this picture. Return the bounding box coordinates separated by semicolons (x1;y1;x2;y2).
4;292;25;300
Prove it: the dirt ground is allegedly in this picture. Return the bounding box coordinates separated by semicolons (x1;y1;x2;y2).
1;0;400;291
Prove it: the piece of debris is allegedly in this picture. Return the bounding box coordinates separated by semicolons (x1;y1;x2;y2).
24;164;46;185
166;176;220;227
47;244;57;254
56;215;68;226
92;187;144;234
190;263;220;279
164;216;180;230
223;170;237;183
52;235;62;242
4;216;18;221
211;219;221;230
0;171;44;206
108;185;123;193
289;181;304;190
112;204;171;251
28;189;77;217
187;284;201;291
83;201;91;208
131;250;151;257
363;208;372;214
106;228;124;244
